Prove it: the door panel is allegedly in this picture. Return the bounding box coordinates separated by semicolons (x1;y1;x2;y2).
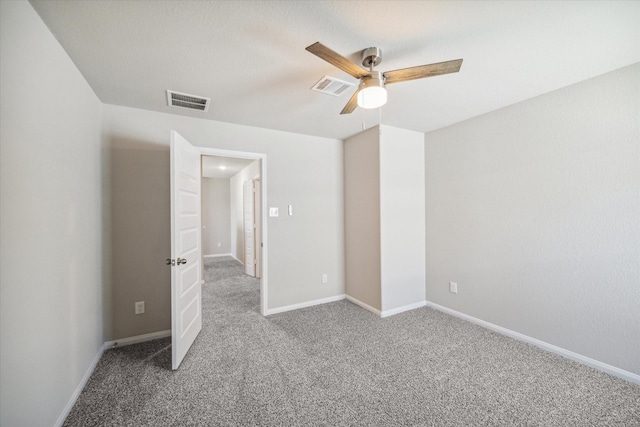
170;130;202;370
179;263;198;295
253;178;262;279
243;180;255;276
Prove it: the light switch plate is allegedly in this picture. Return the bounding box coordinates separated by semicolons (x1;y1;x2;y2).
269;207;279;217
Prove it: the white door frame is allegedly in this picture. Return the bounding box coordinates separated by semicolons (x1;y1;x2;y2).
197;147;268;316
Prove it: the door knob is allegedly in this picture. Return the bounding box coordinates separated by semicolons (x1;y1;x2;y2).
177;258;187;265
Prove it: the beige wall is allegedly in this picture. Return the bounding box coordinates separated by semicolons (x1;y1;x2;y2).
0;2;104;426
424;63;640;375
202;178;231;256
344;127;382;310
109;142;171;340
102;103;345;327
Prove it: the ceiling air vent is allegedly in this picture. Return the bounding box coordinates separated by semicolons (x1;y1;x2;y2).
311;76;354;96
166;90;210;112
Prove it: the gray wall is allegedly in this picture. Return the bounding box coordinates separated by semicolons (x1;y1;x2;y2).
379;126;426;312
0;2;104;426
424;63;640;375
202;178;231;256
102;103;345;320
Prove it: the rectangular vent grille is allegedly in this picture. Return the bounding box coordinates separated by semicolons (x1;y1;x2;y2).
311;76;354;96
166;90;210;112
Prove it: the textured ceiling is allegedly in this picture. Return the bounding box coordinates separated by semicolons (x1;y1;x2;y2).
202;156;254;179
30;1;640;140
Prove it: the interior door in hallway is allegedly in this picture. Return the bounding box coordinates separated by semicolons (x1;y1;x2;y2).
253;178;261;279
243;180;255;277
170;130;202;370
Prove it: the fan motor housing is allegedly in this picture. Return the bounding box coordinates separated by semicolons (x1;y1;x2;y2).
360;70;384;87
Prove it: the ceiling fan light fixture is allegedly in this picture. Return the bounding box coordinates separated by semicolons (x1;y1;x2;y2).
357;72;387;109
306;42;462;115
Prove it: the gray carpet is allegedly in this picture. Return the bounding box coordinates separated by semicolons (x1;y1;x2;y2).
64;257;640;426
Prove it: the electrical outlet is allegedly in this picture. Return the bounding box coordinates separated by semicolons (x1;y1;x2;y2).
135;301;145;314
217;242;221;248
449;282;458;294
322;274;328;284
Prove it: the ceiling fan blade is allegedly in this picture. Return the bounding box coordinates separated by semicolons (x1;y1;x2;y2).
383;59;463;85
306;42;370;79
340;89;360;115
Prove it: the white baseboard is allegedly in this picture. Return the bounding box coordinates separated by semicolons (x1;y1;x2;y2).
265;294;345;316
345;295;382;317
104;329;171;349
381;300;427;318
345;296;426;318
55;343;105;427
204;253;232;258
425;301;640;385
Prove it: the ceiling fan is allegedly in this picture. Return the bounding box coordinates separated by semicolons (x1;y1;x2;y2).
306;42;463;115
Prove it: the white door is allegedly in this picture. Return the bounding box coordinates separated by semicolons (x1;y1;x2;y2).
253;178;262;279
170;130;202;370
243;180;255;276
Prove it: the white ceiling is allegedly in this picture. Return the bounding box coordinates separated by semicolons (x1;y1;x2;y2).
31;1;640;140
202;156;254;179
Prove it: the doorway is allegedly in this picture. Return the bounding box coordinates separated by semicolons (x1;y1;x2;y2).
198;147;267;315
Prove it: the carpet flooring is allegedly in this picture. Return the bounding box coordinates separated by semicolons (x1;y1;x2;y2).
63;257;640;426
